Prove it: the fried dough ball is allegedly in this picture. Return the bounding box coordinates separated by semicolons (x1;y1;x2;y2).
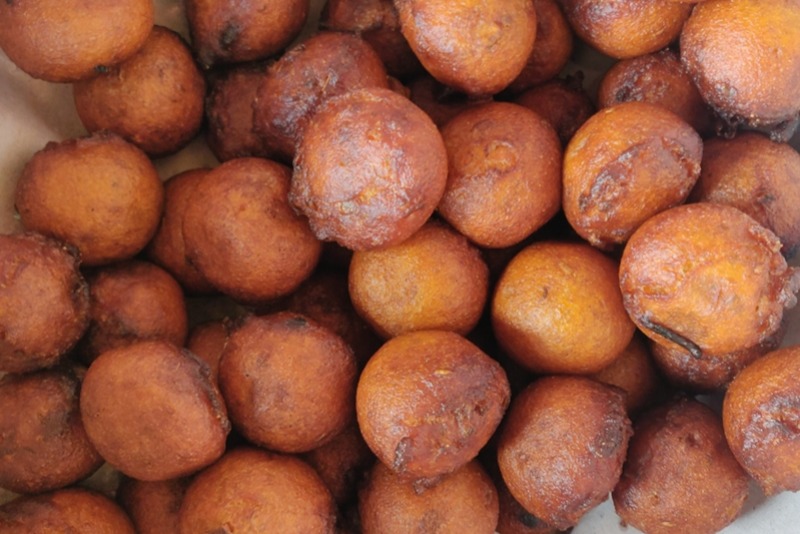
186;320;230;384
437;102;562;249
219;312;358;453
563;102;703;248
182;158;321;303
178;447;336;534
560;0;692;59
15;133;164;266
117;477;190;534
80;340;230;481
613;398;749;534
359;460;499;534
356;330;510;480
394;0;537;95
0;0;152;82
291;88;447;251
514;77;595;145
349;221;489;338
73;26;205;157
591;334;661;415
408;76;490;128
723;346;800;495
252;32;389;162
492;241;635;374
0;488;135;533
497;481;563;534
681;0;800;127
598;49;715;136
620;203;800;358
0;233;89;373
0;368;102;494
497;376;631;530
690;132;800;258
185;0;309;67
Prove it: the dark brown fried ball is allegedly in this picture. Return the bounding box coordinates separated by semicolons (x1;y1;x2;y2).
497;480;563;534
349;221;489;338
0;488;135;533
186;0;309;68
437;102;562;248
514;77;595;145
356;330;510;480
620;203;800;358
408;75;490;128
563;102;703;249
186;320;230;384
80;340;230;481
681;0;800;127
182;158;321;303
497;376;632;530
117;477;190;534
492;241;635;374
291;87;448;251
15;133;164;266
219;312;358;453
178;447;336;534
0;233;89;373
394;0;537;95
0;368;102;494
0;0;152;82
360;460;499;534
591;334;661;415
690;132;800;258
723;345;800;495
252;32;389;162
73;26;205;157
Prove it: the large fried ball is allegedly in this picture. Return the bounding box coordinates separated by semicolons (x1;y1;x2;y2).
681;0;800;127
291;87;447;251
356;330;510;480
117;477;190;534
359;460;499;534
514;77;596;146
591;334;661;415
613;398;749;534
394;0;537;95
723;346;800;495
492;241;635;374
182;158;321;303
0;0;152;82
563;102;703;249
0;233;89;373
620;203;800;358
80;340;230;481
15;133;164;266
178;447;336;534
497;376;632;530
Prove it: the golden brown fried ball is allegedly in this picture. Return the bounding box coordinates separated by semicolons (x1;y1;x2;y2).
437;102;562;248
408;75;490;128
591;334;661;415
117;477;190;534
15;133;164;266
613;398;749;534
186;320;230;385
291;87;448;251
514;77;595;145
0;233;89;373
0;0;152;82
563;102;703;249
80;340;230;481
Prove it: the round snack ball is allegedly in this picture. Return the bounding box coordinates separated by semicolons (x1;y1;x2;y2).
186;320;230;385
15;133;164;266
591;334;661;415
563;102;703;249
182;158;321;303
613;398;749;534
117;477;190;534
72;26;205;157
291;87;448;251
0;233;89;373
492;241;635;374
394;0;537;96
497;376;632;530
178;447;336;534
219;312;358;453
359;460;499;534
681;0;800;126
356;330;510;480
80;340;230;481
514;77;596;146
0;0;152;82
437;102;562;248
620;203;800;358
0;368;102;494
723;346;800;495
349;221;489;338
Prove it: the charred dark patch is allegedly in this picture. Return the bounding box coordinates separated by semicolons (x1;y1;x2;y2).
285;315;309;329
219;23;241;51
94;65;109;74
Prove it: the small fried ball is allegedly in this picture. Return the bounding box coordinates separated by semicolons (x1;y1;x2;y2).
514;77;595;145
591;334;661;415
186;320;230;384
117;477;190;534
